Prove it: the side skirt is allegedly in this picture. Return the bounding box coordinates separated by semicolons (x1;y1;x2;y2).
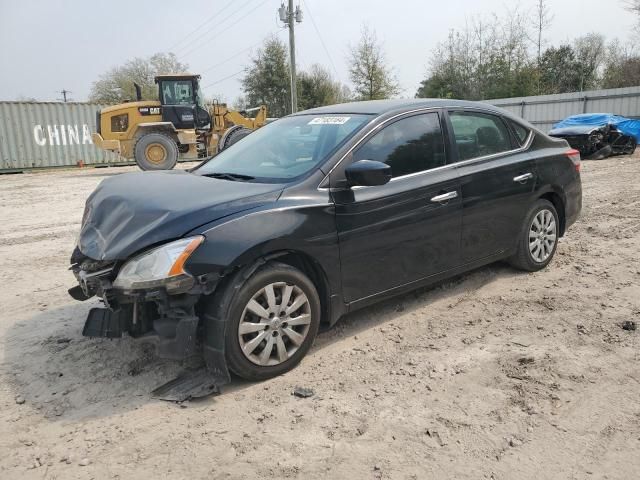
345;250;511;313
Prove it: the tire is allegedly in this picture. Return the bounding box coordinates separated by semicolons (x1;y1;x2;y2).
134;132;178;170
218;127;253;152
509;199;559;272
208;262;321;381
625;138;637;156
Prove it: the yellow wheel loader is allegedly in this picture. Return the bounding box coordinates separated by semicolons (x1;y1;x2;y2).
92;74;267;170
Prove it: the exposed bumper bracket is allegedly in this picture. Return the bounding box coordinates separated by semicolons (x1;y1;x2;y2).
82;307;123;338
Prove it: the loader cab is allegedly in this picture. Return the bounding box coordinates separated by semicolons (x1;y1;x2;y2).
155;74;210;130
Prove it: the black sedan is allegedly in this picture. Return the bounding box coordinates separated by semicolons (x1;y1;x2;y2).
70;99;582;389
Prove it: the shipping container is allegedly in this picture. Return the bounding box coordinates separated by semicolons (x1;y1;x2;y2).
0;101;123;172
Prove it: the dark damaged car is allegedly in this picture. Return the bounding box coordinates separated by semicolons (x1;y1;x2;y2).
549;113;639;159
70;99;582;392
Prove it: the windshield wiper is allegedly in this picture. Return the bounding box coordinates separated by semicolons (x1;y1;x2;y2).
203;172;255;181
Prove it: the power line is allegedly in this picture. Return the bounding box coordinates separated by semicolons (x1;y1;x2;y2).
200;28;286;75
166;0;235;53
302;0;340;80
179;0;268;59
176;0;255;56
200;28;288;98
202;69;246;89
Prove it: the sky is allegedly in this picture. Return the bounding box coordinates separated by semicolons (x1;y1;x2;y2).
0;0;636;103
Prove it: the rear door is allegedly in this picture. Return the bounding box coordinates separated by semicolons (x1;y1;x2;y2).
332;111;462;302
446;110;537;263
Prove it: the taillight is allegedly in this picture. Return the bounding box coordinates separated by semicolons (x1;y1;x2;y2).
566;148;581;173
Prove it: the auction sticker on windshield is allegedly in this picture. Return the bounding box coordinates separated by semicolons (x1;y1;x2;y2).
308;116;351;125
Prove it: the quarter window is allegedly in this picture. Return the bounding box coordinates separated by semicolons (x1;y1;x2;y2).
353;113;446;178
509;120;530;145
449;112;512;161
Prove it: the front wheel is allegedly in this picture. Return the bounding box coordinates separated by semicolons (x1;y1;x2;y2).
219;262;321;381
134;132;178;170
509;199;559;272
624;138;637;156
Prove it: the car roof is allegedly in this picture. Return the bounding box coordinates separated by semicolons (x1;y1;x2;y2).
292;98;507;116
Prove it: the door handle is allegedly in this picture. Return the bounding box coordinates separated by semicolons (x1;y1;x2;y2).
430;191;458;203
513;173;533;183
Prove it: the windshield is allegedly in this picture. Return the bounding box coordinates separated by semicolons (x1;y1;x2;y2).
161;80;194;105
196;114;372;182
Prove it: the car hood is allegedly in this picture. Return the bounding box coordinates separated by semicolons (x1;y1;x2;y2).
549;125;602;136
77;170;283;261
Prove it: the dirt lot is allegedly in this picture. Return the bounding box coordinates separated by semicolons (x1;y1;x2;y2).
0;154;639;480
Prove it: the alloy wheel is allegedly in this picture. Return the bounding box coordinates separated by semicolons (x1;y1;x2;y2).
528;208;557;263
238;282;312;366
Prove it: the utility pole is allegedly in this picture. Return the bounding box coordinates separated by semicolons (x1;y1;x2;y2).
58;89;72;103
278;2;302;113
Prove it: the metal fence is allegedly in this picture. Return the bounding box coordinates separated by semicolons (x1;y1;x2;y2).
487;86;640;133
0;101;122;172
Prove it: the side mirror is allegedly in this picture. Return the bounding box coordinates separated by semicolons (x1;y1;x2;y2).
345;160;392;187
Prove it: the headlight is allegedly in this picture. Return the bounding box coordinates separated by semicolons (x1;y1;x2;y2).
113;236;204;290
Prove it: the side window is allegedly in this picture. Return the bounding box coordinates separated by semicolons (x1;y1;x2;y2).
508;120;530;145
449;112;513;161
353;113;445;178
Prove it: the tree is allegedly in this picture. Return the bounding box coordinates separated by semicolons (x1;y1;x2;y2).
601;40;640;88
241;37;290;118
89;53;188;104
416;9;535;100
538;45;581;93
348;26;399;100
573;33;606;91
625;0;640;18
624;1;640;33
530;0;553;66
297;64;349;110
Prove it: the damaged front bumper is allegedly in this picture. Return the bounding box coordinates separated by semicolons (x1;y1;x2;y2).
68;252;231;394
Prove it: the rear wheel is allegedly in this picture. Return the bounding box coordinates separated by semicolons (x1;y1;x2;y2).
134;132;178;170
218;127;253;152
509;199;559;272
218;262;321;381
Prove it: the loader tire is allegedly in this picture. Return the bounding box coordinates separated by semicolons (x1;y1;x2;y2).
134;132;178;170
218;127;253;152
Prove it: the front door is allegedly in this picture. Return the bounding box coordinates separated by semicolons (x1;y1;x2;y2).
332;111;463;303
159;78;199;129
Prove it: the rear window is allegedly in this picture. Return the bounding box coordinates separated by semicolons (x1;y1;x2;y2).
449;111;512;161
509;120;530;145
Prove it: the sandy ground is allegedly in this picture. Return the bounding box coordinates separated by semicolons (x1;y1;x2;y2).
0;154;639;480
